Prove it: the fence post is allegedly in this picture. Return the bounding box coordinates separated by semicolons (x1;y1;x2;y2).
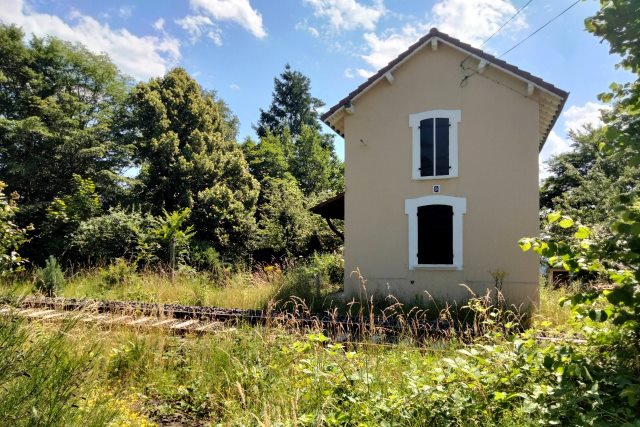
170;236;176;283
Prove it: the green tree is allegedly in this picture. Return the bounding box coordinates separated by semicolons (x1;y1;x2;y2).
127;68;259;257
256;177;313;257
517;5;640;418
245;126;343;196
0;25;132;226
584;0;640;272
42;175;102;257
242;133;292;185
206;89;241;143
256;64;324;139
253;66;344;196
541;127;639;227
522;0;640;336
0;181;31;273
291;126;344;196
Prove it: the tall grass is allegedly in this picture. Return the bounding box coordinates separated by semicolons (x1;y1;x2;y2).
1;275;635;425
0;255;343;311
0;303;620;426
0;315;518;425
0;317;117;426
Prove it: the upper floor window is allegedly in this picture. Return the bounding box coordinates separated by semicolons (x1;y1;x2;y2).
409;110;461;180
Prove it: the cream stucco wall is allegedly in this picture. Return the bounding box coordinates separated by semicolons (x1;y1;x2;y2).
342;43;541;308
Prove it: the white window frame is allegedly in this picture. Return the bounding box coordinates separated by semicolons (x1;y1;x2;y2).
404;195;466;270
408;109;461;180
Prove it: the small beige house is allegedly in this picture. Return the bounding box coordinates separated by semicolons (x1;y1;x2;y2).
315;28;568;307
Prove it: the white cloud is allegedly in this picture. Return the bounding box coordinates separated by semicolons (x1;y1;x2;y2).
359;0;527;72
118;6;133;18
295;20;320;38
563;101;610;133
539;101;610;178
308;26;320;38
361;23;429;70
229;83;240;91
304;0;385;32
176;15;222;45
539;130;571;179
356;68;374;78
344;68;355;79
187;0;266;39
430;0;526;46
153;18;165;31
1;0;180;80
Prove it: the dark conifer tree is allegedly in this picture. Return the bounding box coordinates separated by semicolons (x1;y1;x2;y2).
256;64;325;139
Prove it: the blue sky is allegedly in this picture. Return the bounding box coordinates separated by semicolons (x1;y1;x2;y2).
1;0;633;176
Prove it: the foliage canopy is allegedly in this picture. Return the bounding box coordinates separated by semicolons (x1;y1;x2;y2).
127;68;260;258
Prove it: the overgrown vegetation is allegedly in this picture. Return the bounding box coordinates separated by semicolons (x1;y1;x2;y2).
34;255;65;296
1;253;344;311
0;318;117;426
0;283;634;426
0;25;343;270
1;0;640;425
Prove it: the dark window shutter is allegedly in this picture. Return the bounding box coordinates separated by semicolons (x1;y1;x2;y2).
435;117;450;175
419;118;434;177
417;204;453;264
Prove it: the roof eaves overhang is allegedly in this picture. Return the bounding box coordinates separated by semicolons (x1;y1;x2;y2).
321;28;569;149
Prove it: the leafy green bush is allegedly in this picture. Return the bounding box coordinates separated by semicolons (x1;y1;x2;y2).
324;252;344;285
0;181;31;274
272;253;343;311
34;255;65;296
303;252;344;285
42;175;102;258
278;329;640;426
100;258;137;287
520;212;640;424
72;207;153;264
189;240;222;272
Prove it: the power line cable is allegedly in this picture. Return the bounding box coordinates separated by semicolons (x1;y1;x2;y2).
479;0;535;50
460;0;535;67
497;0;581;58
460;0;580;88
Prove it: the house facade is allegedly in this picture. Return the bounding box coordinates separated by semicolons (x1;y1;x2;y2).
319;29;568;307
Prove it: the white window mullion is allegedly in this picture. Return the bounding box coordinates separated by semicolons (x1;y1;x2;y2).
409;109;461;180
432;119;437;176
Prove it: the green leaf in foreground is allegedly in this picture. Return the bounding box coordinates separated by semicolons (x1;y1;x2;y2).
547;212;561;223
518;238;532;252
574;225;591;240
558;217;574;229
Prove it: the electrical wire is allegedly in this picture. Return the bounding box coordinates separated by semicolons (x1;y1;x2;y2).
497;0;581;58
479;0;535;50
459;0;581;88
460;0;535;68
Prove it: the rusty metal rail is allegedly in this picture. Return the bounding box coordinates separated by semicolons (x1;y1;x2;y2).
1;296;447;340
0;296;587;344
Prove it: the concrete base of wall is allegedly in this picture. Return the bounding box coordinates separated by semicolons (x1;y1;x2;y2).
343;273;539;310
